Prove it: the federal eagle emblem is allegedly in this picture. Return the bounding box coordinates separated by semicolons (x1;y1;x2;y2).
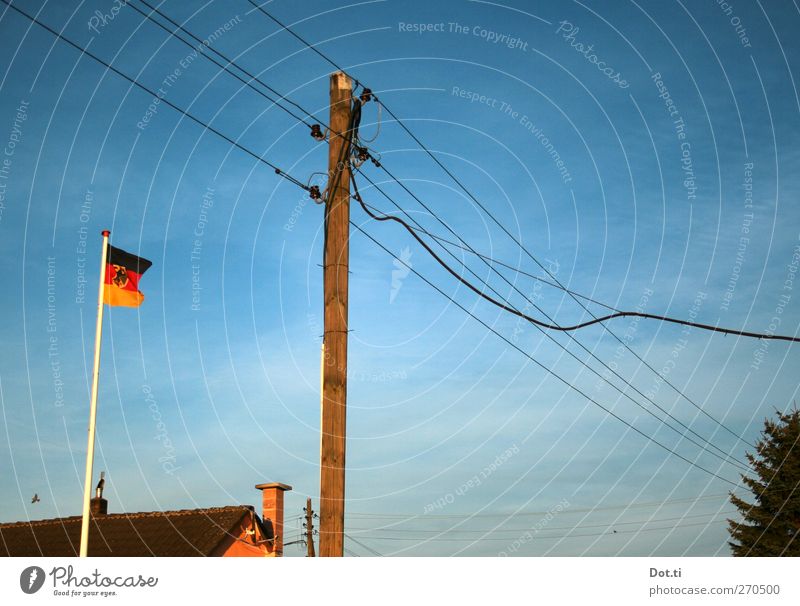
111;264;129;288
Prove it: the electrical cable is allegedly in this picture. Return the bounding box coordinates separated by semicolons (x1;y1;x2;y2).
350;221;743;488
346;510;737;534
342;98;751;471
246;0;351;77
357;99;381;142
128;0;321;128
358;132;769;446
353;169;798;341
245;3;775;451
140;1;621;323
0;0;309;191
352;172;752;471
122;2;686;441
345;492;766;519
343;532;383;556
347;518;729;542
358;199;621;312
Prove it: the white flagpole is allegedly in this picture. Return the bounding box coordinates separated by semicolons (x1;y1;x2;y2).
79;229;110;557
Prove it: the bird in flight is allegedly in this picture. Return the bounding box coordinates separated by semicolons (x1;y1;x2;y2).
31;494;40;504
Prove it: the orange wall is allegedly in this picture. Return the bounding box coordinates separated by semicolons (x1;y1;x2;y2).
212;512;270;557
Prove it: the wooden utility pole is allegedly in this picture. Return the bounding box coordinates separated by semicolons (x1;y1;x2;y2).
304;497;316;557
319;71;352;557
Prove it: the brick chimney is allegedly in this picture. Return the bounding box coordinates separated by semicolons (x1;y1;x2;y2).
255;482;292;557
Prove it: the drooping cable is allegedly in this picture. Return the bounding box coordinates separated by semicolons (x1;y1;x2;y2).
351;174;751;472
357;200;620;312
353;166;798;341
350;220;742;488
344;97;752;470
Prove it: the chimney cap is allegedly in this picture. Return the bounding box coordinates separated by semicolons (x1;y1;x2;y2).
255;482;292;492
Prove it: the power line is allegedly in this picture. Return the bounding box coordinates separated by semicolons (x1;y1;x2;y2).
346;493;735;519
359;200;621;313
340;99;751;472
351;172;752;473
242;1;621;317
135;1;674;350
346;510;738;534
337;104;750;471
351;220;743;488
128;0;325;129
357;138;768;446
369;94;798;341
124;2;751;473
245;4;770;450
125;3;640;339
0;0;309;192
344;532;383;556
246;0;350;76
131;2;623;319
353;156;796;341
347;109;755;472
41;4;796;541
342;485;790;521
348;519;729;542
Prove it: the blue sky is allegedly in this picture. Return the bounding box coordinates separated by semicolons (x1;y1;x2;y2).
1;0;799;556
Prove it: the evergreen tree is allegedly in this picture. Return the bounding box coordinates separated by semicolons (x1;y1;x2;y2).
728;407;800;556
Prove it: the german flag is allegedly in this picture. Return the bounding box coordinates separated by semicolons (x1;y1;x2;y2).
103;245;152;307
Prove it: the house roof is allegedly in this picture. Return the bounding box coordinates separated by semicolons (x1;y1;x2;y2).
0;506;259;557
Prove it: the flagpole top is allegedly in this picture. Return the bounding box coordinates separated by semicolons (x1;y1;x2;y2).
101;230;110;237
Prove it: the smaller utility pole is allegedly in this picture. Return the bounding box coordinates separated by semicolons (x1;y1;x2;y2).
304;497;316;557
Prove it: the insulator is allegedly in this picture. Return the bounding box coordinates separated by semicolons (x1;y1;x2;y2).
360;88;372;103
356;146;369;162
310;124;324;140
309;185;322;200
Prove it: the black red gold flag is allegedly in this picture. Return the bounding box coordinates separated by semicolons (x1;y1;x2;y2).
103;245;152;307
